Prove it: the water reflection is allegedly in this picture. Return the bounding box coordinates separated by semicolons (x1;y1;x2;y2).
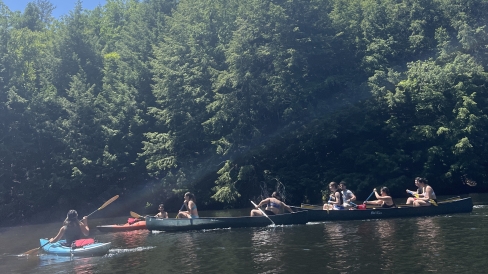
110;229;149;248
412;217;442;272
374;220;396;271
37;254;97;274
251;227;285;273
322;222;360;272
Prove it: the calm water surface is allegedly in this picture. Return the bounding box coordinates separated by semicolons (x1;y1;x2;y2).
1;194;487;274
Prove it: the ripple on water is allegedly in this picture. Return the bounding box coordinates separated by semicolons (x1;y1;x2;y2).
106;246;156;256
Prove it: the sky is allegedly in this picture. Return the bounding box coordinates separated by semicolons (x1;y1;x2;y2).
3;0;106;18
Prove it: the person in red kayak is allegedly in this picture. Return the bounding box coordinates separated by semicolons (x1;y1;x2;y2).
49;210;89;246
155;203;169;218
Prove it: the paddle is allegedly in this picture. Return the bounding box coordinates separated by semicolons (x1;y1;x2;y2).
86;195;119;217
130;211;144;219
176;204;186;219
364;190;375;203
23;195;119;256
439;196;461;203
250;200;276;226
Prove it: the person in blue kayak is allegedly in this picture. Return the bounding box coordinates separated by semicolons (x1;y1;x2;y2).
177;192;199;218
49;210;89;246
323;181;345;210
363;187;396;208
251;192;294;216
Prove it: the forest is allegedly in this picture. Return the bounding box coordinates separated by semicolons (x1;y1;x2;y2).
1;0;487;226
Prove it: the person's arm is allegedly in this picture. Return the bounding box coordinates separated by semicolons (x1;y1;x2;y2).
49;226;66;243
80;216;89;236
330;192;341;205
376;195;390;201
257;198;270;208
374;189;380;199
180;201;189;213
420;187;432;201
282;203;294;213
165;212;169;218
349;191;356;202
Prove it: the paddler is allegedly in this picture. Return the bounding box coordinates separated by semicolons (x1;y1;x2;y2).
49;210;89;246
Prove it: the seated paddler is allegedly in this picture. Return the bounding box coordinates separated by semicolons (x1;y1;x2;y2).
413;178;437;207
251;192;294;216
49;210;90;246
363;187;396;208
323;181;345;210
177;192;199;218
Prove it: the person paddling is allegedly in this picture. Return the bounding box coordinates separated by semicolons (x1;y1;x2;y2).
251;192;294;216
364;187;396;208
177;192;199;218
49;210;89;246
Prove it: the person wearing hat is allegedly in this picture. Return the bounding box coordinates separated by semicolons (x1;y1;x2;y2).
49;210;89;246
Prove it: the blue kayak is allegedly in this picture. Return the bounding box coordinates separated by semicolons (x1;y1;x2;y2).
39;239;111;256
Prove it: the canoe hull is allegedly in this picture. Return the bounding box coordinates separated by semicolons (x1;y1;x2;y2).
97;221;147;232
39;239;111;256
296;197;473;222
145;211;308;232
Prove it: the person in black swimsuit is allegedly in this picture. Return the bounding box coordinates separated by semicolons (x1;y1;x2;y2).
49;210;89;246
364;187;396;208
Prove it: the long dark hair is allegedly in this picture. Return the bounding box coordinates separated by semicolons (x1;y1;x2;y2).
271;192;281;200
64;209;80;227
381;187;391;196
329;181;339;190
185;192;196;202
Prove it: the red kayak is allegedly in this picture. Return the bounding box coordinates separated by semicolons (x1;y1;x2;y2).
97;218;147;232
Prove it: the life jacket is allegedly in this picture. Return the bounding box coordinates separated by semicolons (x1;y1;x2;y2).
72;238;95;248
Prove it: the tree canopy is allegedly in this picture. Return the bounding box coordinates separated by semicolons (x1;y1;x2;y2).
1;0;487;225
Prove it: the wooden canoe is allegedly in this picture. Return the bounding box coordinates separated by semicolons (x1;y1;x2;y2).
293;197;473;222
145;211;308;232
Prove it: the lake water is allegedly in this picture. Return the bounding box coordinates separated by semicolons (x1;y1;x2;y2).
1;194;487;274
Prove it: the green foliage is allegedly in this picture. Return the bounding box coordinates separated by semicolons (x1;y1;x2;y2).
1;0;488;225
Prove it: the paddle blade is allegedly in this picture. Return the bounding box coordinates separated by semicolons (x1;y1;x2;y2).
23;247;40;256
98;195;119;210
130;211;143;219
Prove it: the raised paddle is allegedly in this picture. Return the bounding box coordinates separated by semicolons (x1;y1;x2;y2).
23;195;119;256
130;211;144;219
250;200;276;226
86;195;119;217
364;190;375;203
